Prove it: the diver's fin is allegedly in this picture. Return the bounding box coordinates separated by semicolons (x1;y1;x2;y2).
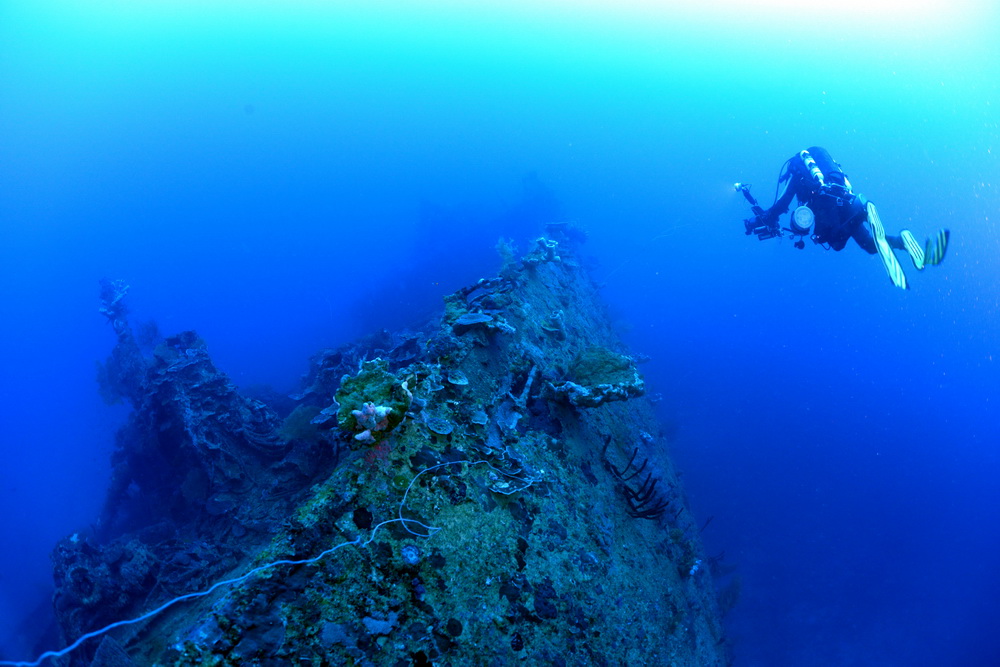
899;230;925;270
925;228;950;266
867;202;908;290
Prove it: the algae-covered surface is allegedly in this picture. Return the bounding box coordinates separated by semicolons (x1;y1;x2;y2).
56;232;728;666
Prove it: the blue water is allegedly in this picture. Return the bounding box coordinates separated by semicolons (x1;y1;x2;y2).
1;2;998;665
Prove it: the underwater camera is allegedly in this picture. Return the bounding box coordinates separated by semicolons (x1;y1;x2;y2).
735;183;781;241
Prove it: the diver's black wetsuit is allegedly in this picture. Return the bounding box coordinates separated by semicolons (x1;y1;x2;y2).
748;146;949;290
763;146;880;253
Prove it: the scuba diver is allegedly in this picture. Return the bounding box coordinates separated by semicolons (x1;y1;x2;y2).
736;146;949;290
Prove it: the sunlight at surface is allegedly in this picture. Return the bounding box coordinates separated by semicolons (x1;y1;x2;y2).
9;0;994;81
534;0;987;24
4;0;988;90
8;0;995;62
14;0;992;31
582;0;977;20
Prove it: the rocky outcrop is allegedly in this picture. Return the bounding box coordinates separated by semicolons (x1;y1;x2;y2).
51;230;729;666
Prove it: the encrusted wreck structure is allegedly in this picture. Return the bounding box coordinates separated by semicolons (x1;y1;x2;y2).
52;229;729;665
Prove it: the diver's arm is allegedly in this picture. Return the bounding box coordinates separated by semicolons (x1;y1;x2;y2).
762;172;799;222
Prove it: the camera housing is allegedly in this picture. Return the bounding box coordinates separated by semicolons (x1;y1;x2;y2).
744;214;780;240
736;182;781;240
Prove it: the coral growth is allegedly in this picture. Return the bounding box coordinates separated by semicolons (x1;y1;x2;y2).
350;402;393;444
44;230;727;667
549;346;646;407
332;358;412;447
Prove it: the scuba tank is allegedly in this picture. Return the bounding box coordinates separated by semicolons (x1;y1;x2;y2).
799;150;825;188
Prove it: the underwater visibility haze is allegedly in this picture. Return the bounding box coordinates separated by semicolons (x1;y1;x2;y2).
1;1;999;665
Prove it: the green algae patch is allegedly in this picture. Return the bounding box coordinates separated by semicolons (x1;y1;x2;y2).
569;346;637;386
278;404;322;442
335;358;412;446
